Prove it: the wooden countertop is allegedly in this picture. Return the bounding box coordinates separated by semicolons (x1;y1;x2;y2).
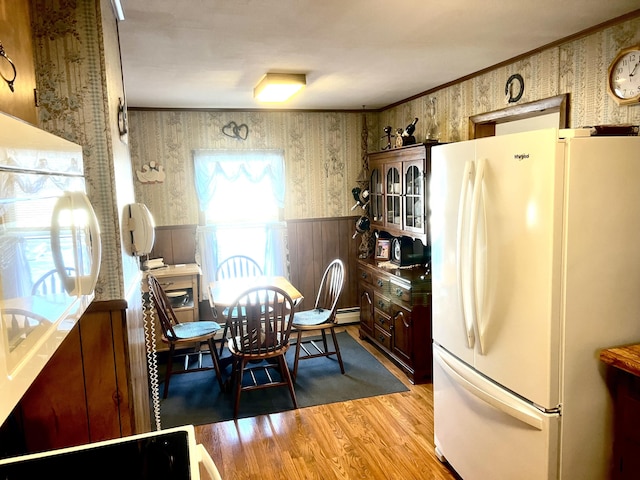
142;263;201;278
599;344;640;377
357;258;431;284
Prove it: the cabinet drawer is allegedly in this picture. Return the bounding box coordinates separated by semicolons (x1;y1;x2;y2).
358;266;374;285
390;279;411;303
374;326;392;350
157;275;194;291
374;310;392;333
373;273;389;292
373;291;392;315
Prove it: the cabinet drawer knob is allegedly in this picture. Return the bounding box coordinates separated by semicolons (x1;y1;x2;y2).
395;288;403;297
377;280;384;287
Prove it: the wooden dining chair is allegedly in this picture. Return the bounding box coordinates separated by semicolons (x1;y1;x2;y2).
291;259;346;382
147;275;224;398
31;267;74;295
1;308;50;352
226;285;298;418
214;255;263;355
216;255;263;280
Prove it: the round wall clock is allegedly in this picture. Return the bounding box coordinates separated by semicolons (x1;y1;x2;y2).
607;45;640;106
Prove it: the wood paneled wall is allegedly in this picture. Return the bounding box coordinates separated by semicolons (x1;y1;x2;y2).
149;225;197;265
8;300;136;453
287;216;360;311
151;217;361;311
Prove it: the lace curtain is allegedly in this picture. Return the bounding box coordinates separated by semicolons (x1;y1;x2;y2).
193;150;287;299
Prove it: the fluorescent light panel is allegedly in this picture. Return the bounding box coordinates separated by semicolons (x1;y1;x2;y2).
254;73;306;102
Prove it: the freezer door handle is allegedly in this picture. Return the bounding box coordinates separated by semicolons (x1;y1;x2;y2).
434;344;546;430
456;159;475;348
469;158;486;354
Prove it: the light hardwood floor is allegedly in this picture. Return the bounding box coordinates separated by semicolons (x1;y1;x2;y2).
195;325;458;480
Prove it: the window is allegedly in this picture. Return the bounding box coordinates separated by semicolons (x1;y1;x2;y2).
193;150;287;297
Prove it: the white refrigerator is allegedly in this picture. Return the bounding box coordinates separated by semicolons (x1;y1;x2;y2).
430;127;640;479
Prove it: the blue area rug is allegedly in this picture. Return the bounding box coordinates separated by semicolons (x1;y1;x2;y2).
157;331;409;426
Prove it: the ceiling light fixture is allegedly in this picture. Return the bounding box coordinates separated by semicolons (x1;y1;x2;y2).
253;73;306;102
111;0;125;21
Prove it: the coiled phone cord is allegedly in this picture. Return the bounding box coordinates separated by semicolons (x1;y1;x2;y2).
143;277;162;431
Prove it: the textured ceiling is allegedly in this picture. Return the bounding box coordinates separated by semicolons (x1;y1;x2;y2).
117;1;639;110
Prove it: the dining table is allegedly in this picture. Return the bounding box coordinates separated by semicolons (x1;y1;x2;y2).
207;275;304;377
207;275;304;311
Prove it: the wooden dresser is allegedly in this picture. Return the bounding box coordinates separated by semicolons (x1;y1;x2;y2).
600;344;640;479
358;258;432;384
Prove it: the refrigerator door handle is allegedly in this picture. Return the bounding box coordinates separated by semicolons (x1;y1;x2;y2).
434;344;546;430
469;158;486;354
456;159;475;348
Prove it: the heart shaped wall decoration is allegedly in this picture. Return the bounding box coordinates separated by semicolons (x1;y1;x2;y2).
222;121;249;140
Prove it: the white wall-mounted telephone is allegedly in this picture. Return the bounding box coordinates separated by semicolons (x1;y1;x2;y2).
122;203;155;256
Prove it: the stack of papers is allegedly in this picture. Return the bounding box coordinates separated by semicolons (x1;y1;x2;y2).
144;258;166;270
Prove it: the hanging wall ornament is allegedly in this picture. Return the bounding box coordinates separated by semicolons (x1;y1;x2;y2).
222;121;249;140
136;161;165;184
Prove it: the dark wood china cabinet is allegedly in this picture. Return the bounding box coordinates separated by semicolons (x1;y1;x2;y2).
358;142;436;384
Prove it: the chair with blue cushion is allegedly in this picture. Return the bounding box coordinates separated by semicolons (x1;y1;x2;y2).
147;274;224;398
214;255;263;355
291;259;345;382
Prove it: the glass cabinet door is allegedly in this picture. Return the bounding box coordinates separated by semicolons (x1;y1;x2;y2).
369;165;383;225
385;165;401;229
404;162;424;233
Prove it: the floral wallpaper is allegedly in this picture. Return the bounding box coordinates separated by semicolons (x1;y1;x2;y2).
22;2;640;301
380;16;640;144
129;110;370;226
130;15;639;229
30;0;138;301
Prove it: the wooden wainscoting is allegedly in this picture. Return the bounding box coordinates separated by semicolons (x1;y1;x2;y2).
286;216;360;311
6;295;150;454
152;217;361;313
150;224;198;265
